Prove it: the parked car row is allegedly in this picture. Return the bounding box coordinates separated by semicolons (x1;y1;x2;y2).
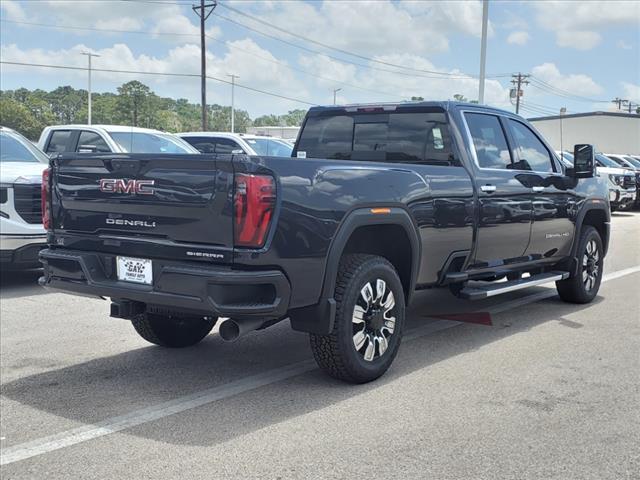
557;150;638;210
1;124;294;270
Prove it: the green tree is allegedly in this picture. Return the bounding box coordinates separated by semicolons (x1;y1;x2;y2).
0;97;41;139
410;96;424;101
117;81;151;126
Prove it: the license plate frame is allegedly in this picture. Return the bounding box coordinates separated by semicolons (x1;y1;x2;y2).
116;256;153;285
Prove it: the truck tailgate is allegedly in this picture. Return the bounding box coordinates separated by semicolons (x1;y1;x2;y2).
50;153;234;262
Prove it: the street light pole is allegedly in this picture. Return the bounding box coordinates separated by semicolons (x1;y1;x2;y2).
559;107;566;154
228;74;239;133
333;88;342;105
478;0;489;104
81;52;100;125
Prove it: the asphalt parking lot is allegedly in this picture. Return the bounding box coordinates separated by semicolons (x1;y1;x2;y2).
1;212;639;479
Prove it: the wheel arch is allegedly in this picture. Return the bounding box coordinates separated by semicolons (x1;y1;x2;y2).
289;206;420;334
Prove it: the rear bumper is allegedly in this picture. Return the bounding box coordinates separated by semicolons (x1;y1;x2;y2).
39;248;291;319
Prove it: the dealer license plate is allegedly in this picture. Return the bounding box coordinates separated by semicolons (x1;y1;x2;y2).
117;256;153;285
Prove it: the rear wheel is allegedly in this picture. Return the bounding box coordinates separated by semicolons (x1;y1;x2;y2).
132;312;216;347
309;254;405;383
556;226;603;304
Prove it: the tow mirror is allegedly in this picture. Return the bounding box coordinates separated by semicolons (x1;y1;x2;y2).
571;144;595;178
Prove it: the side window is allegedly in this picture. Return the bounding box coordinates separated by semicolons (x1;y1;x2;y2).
46;130;72;153
507;120;554;172
464;113;512;169
77;131;111;153
214;138;243;154
182;136;215;153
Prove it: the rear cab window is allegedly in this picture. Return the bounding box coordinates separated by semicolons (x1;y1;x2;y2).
295;107;458;166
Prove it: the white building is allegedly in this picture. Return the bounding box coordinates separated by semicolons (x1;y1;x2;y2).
528;111;640;155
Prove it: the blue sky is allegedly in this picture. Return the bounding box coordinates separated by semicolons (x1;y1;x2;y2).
1;0;639;118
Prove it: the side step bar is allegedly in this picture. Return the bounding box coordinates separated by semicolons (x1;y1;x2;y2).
458;271;570;300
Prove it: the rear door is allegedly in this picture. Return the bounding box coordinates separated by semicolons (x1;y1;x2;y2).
51;153;235;263
463;111;532;267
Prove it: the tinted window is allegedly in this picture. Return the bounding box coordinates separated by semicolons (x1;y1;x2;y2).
214;138;243;154
182;136;216;153
595;154;619;168
296;111;456;165
46;130;71;153
77;131;111;153
109;132;195;154
508;120;554;172
464;113;512;169
0;131;47;163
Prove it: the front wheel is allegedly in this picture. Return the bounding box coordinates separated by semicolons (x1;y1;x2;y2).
132;312;216;347
556;226;603;304
309;254;405;383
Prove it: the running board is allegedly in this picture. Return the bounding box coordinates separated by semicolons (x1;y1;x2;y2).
459;271;570;300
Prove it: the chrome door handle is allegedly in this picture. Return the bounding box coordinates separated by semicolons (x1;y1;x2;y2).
532;186;545;192
480;185;496;193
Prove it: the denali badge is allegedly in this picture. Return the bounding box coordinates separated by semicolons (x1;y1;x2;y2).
100;178;155;195
106;218;156;228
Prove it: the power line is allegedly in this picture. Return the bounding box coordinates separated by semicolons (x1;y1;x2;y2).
528;77;609;103
510;73;529;114
0;18;402;99
0;60;318;106
212;11;511;81
217;1;485;79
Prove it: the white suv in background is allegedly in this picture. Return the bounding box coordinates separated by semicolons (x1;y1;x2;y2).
179;132;293;157
37;125;198;155
0;127;48;269
557;150;635;211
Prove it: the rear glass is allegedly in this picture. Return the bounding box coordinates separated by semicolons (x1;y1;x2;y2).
296;110;457;166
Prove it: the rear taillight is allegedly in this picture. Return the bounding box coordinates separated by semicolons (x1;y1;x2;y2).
233;173;275;248
41;167;51;230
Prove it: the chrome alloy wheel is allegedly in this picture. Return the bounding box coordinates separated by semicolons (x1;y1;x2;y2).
352;279;396;362
582;239;600;292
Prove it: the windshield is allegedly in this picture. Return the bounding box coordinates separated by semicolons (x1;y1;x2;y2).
245;138;293;157
0;131;48;163
108;132;197;154
623;156;640;168
595;154;621;168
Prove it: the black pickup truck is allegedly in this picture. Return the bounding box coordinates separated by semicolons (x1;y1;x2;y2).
40;102;610;383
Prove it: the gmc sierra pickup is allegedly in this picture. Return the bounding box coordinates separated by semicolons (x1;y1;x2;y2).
40;102;610;383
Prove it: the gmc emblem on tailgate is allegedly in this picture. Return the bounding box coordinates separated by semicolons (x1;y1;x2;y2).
99;178;155;195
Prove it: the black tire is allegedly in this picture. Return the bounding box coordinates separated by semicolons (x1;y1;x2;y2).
132;312;216;348
556;226;603;304
309;254;405;383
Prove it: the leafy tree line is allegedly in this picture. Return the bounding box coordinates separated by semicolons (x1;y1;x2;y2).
0;80;309;140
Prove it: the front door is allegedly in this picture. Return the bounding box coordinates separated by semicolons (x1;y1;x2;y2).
463;111;532;268
505;118;576;259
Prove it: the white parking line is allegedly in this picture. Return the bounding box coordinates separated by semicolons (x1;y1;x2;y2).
2;265;639;466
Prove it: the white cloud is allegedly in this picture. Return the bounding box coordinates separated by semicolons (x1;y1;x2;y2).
95;18;144;32
0;0;26;21
233;0;492;58
533;1;640;50
622;82;640;102
556;31;602;50
507;31;530;46
531;63;603;97
616;40;632;50
150;15;221;43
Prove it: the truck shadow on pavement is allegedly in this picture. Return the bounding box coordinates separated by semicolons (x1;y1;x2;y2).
1;288;605;447
0;269;47;299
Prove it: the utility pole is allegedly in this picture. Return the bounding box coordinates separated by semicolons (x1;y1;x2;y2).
511;73;530;114
333;87;342;105
478;0;489;104
228;74;239;133
81;52;100;125
559;107;566;154
611;97;629;111
192;0;217;131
